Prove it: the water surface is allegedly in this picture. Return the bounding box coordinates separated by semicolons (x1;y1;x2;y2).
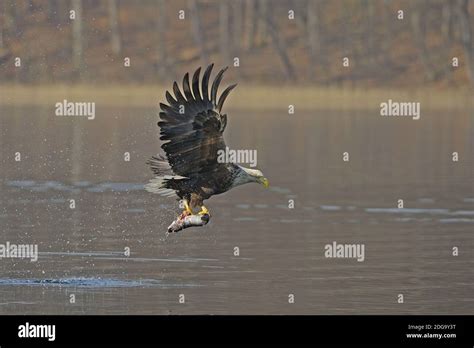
0;105;473;314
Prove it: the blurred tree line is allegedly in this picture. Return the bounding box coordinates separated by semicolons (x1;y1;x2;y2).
0;0;473;87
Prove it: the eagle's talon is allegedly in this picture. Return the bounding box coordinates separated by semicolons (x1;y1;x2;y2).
198;206;210;216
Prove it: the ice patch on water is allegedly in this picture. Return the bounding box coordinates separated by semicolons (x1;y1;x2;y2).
395;217;416;222
450;210;474;216
278;219;300;223
394;217;432;222
0;277;174;288
74;181;92;187
49;198;67;204
0;301;36;306
417;198;435;203
5;180;145;193
366;208;474;217
366;208;450;215
93;255;219;263
39;251;124;258
6;180;36;187
233;217;258;222
34;181;78;192
124;208;145;213
439;218;474;223
320;205;342;211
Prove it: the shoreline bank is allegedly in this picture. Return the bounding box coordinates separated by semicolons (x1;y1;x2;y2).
0;84;472;111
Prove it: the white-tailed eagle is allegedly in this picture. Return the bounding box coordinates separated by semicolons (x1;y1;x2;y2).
146;64;269;231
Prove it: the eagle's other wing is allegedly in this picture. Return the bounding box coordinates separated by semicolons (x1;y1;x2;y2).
157;64;237;176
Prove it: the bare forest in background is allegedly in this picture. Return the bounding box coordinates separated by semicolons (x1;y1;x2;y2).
0;0;474;88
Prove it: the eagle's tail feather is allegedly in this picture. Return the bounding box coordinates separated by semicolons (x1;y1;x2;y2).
145;175;187;198
146;155;173;176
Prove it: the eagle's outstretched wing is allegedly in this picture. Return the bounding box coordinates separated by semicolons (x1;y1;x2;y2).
157;64;237;177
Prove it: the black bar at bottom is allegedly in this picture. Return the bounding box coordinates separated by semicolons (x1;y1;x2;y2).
0;315;472;346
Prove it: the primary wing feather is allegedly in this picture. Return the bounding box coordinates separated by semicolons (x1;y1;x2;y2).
157;64;236;177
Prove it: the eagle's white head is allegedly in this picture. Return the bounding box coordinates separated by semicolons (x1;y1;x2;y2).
233;166;269;188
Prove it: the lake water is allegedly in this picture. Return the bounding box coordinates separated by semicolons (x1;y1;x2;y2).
0;105;473;314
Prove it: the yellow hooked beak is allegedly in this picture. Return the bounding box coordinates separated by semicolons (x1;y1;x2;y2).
260;177;269;188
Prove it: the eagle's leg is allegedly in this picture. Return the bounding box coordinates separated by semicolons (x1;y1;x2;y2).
198;205;210;216
183;200;193;215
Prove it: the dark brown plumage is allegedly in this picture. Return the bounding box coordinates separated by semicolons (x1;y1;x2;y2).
146;64;268;218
